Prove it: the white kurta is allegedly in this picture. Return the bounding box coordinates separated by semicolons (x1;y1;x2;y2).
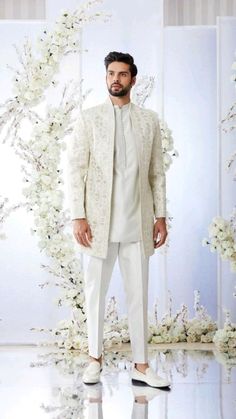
108;102;141;242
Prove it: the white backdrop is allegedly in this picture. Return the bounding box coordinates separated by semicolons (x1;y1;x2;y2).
0;0;235;344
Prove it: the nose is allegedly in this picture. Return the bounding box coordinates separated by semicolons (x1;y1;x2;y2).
113;74;120;83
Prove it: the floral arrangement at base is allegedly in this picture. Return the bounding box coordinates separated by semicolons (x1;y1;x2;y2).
31;290;218;351
149;290;217;344
213;309;236;359
31;318;88;352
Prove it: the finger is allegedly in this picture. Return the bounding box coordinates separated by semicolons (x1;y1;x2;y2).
153;228;161;241
154;240;164;248
154;233;166;246
154;229;168;240
84;233;92;247
80;233;91;247
74;231;87;247
87;226;93;242
154;235;167;248
153;229;159;241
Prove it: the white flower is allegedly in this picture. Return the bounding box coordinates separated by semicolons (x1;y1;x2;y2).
202;238;209;247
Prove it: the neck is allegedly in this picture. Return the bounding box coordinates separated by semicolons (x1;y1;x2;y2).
108;94;131;107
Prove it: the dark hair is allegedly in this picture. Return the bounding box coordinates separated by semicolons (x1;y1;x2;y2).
104;51;138;78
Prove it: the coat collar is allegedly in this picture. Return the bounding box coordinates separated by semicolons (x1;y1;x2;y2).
103;96;138;113
103;97;143;165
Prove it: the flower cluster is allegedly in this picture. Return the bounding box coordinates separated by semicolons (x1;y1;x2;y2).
19;96;88;341
12;0;109;107
213;310;236;358
149;290;217;344
159;119;179;171
103;297;130;348
0;0;110;145
31;318;88;352
202;213;236;272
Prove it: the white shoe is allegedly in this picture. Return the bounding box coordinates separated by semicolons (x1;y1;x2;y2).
131;366;171;388
82;361;102;385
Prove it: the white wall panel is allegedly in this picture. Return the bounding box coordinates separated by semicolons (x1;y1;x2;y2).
163;27;218;319
217;16;236;325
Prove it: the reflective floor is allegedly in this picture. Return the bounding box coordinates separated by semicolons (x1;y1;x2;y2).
0;344;235;419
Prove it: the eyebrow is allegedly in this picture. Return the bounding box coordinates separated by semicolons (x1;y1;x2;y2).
107;70;129;74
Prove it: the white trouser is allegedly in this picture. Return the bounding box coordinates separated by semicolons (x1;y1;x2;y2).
83;241;149;363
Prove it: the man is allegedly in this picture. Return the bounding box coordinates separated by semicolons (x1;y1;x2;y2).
67;51;170;388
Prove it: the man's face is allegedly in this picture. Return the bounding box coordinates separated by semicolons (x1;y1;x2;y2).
106;61;136;97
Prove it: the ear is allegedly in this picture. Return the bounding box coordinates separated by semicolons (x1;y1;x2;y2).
131;76;136;86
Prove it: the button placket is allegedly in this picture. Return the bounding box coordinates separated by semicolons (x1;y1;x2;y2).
115;107;126;171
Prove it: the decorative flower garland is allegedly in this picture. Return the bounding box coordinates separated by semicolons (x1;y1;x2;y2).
0;0;110;351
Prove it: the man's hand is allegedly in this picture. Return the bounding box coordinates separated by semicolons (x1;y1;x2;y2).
73;218;93;247
153;217;168;249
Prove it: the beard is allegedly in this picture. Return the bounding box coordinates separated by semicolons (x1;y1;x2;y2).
108;83;132;97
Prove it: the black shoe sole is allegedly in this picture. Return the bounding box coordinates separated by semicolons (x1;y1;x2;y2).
132;379;148;386
83;380;100;385
132;378;171;389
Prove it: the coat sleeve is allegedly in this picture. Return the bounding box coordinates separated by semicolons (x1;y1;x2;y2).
67;111;90;220
148;114;166;218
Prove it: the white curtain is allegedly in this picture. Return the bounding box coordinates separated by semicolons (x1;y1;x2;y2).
164;0;236;26
0;0;45;19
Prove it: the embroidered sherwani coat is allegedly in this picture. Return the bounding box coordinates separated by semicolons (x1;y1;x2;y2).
67;97;166;259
